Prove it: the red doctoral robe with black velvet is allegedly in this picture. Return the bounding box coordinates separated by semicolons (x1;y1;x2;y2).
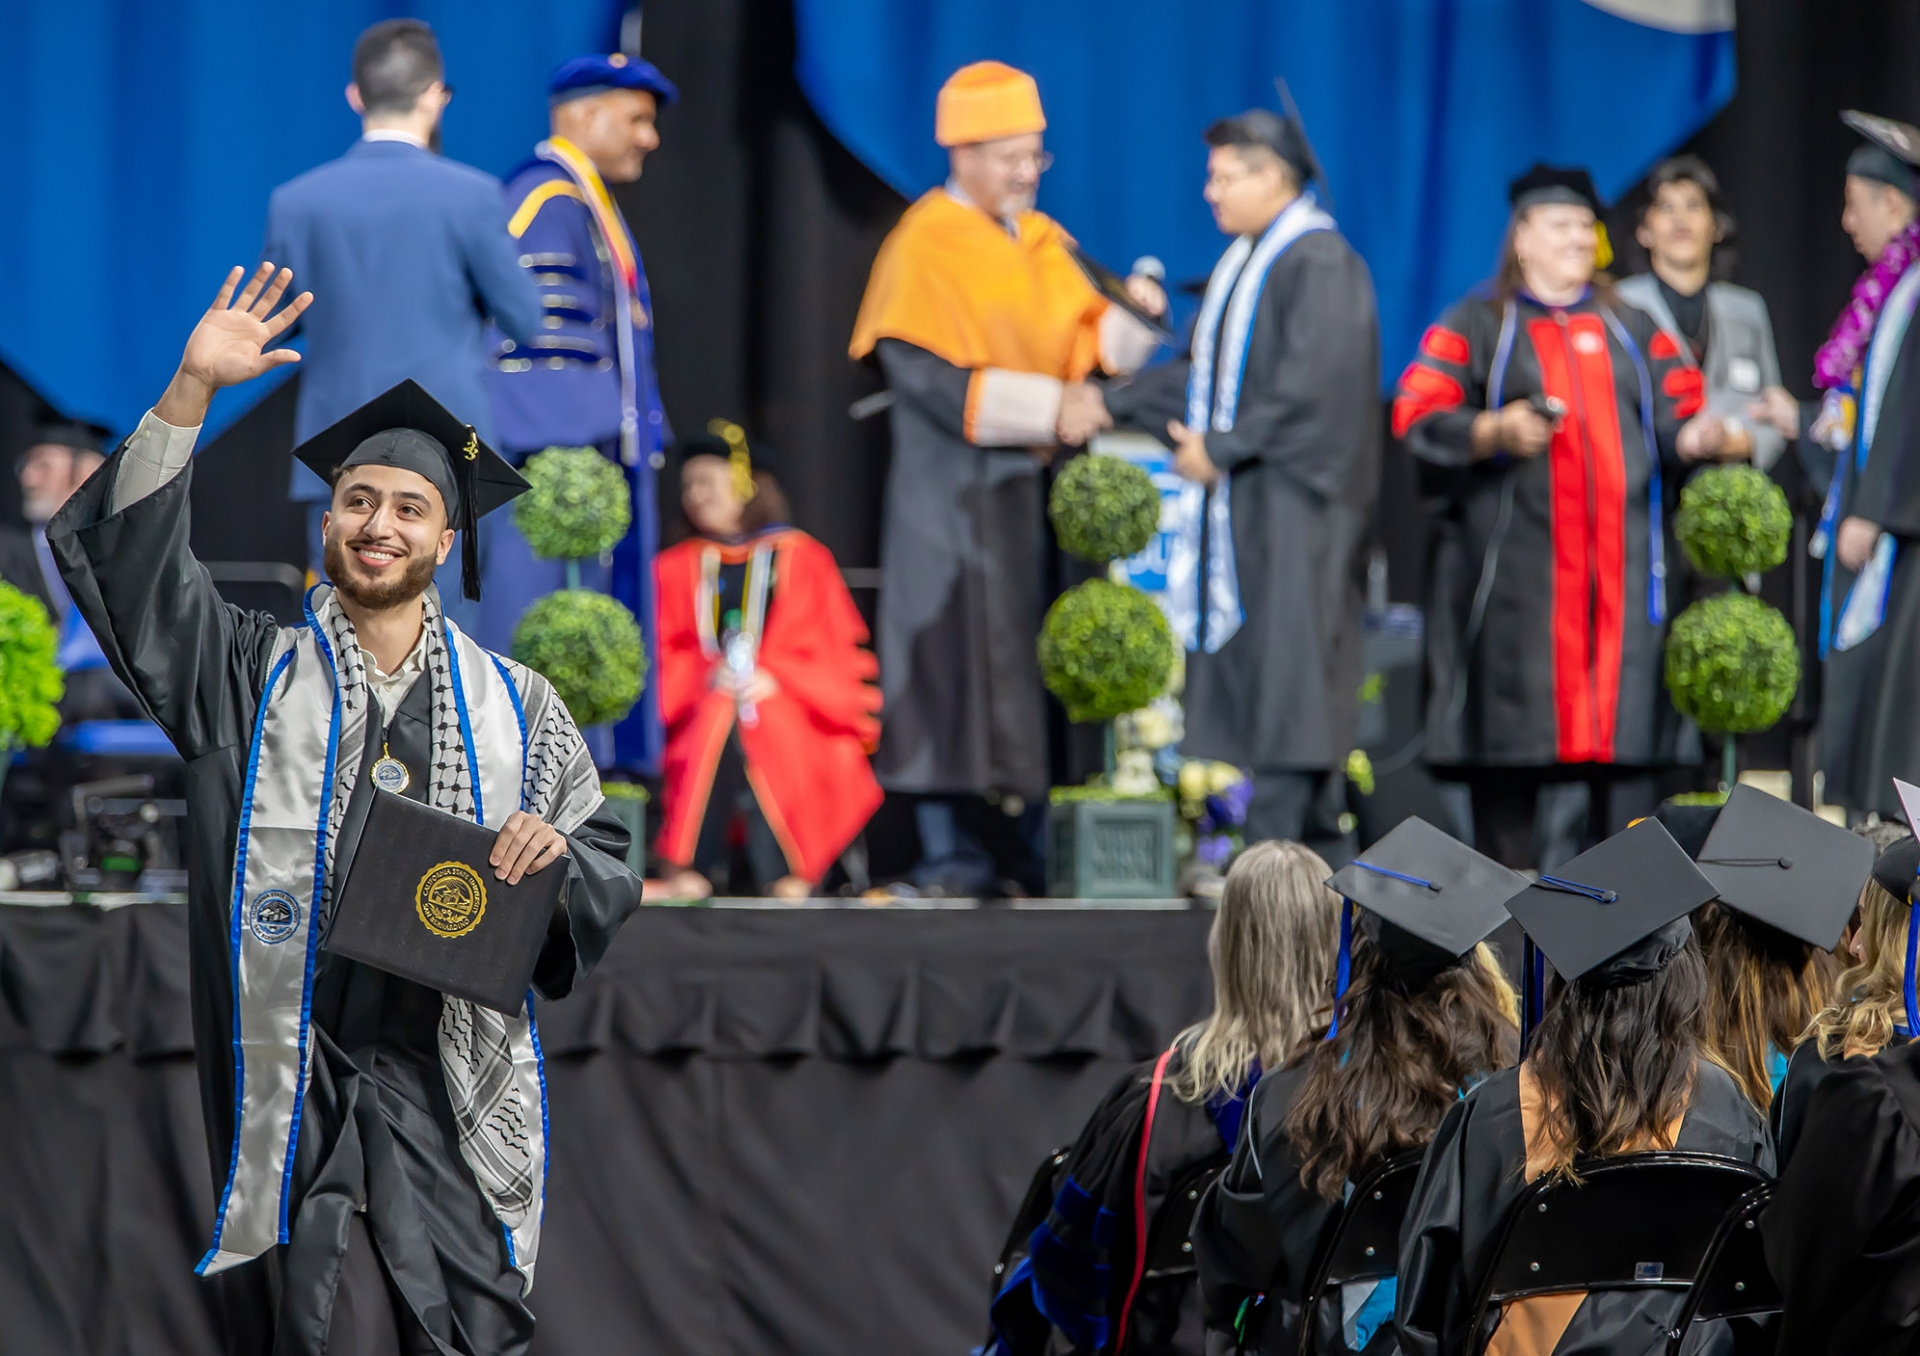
654;528;883;882
1392;289;1700;770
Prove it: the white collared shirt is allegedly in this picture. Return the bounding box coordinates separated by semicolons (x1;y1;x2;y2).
362;622;430;723
361;128;428;149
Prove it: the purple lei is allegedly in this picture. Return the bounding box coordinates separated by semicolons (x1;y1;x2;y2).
1815;219;1920;389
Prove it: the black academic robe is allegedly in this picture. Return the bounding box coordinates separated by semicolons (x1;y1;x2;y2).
987;1049;1246;1356
1190;1061;1402;1356
1769;1034;1909;1172
1760;1039;1920;1354
47;452;643;1355
1105;230;1381;772
1393;291;1695;771
1395;1062;1771;1356
872;338;1053;801
1820;288;1920;818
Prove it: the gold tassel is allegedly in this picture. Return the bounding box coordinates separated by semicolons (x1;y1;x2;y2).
708;418;757;503
461;427;479;461
1594;221;1614;272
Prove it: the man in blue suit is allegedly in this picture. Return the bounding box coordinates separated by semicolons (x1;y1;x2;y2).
264;18;542;630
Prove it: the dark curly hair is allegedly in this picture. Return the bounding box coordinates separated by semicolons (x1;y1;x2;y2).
1525;932;1710;1180
1283;934;1519;1200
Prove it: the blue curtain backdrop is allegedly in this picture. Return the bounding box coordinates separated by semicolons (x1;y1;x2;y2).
0;1;625;440
792;0;1735;388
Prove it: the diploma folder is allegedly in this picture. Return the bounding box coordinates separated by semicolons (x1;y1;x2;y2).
327;790;562;1015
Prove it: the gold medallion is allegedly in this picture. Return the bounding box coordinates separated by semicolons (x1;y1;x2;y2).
415;861;488;939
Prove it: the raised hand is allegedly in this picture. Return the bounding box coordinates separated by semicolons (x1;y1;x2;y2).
155;264;312;428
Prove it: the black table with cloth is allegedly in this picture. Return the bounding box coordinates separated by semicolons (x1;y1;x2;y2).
0;899;1212;1354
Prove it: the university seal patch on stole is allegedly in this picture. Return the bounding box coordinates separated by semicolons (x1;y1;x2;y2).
248;889;300;944
416;861;487;938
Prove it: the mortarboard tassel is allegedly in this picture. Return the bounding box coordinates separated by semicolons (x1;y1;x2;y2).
1906;894;1920;1039
1325;899;1353;1041
709;418;757;505
1594;221;1614;272
1522;938;1545;1050
457;426;483;601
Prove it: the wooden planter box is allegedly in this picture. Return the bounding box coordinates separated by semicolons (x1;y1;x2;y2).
599;794;649;877
1047;798;1178;899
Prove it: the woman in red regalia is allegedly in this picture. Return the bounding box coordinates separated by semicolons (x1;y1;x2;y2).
653;421;882;899
1392;165;1734;870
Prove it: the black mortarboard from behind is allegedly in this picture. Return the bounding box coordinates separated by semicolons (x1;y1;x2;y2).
1650;797;1721;860
1695;784;1875;949
1328;817;1526;974
1503;817;1717;981
33;419;112;457
293;380;528;601
1508;163;1605;216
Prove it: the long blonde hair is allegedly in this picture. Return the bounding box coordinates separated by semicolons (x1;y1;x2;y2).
1810;874;1910;1060
1169;840;1341;1104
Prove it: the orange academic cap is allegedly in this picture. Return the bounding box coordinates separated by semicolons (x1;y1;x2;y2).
935;61;1046;148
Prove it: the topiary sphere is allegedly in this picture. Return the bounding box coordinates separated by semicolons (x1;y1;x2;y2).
514;447;633;562
1038;579;1174;723
1674;464;1791;580
1664;590;1799;735
0;582;62;751
1049;454;1161;565
512;589;646;728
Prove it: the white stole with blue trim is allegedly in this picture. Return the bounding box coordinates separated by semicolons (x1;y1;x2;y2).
198;585;601;1290
1166;193;1335;653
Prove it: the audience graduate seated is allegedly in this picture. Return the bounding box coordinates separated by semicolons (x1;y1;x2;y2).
1772;821;1916;1167
1191;819;1520;1355
652;422;881;900
1760;829;1920;1354
1395;819;1772;1356
983;841;1339;1356
1683;786;1869;1117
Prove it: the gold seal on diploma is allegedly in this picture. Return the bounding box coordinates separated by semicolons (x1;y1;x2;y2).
415;861;488;939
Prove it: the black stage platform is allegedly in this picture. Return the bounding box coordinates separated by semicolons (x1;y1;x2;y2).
0;897;1212;1354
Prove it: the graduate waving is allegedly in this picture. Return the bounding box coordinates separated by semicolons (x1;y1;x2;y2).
49;266;645;1355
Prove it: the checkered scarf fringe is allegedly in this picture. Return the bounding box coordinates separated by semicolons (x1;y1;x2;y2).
311;586;597;1239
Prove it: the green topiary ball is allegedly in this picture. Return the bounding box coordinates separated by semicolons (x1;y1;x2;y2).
0;582;62;751
511;589;647;728
1038;579;1174;723
1664;590;1800;735
1674;464;1791;580
513;447;633;561
1049;454;1161;564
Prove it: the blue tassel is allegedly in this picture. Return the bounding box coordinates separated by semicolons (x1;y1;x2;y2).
1326;899;1353;1040
1536;875;1619;904
1905;900;1919;1040
1350;861;1440;891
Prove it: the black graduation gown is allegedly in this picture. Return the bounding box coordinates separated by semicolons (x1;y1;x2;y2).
870;338;1053;801
1189;1061;1401;1356
1393;291;1694;771
987;1049;1246;1355
1820;301;1920;817
1759;1039;1920;1354
1769;1033;1909;1172
47;451;643;1355
1104;230;1381;772
1394;1062;1771;1356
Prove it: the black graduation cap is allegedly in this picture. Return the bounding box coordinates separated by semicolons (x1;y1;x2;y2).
1872;835;1920;903
1508;163;1605;216
293;380;528;601
1503;817;1717;981
1695;784;1875;949
674;418;778;477
1844;110;1920;169
32;419;112;457
1649;797;1722;860
1327;816;1526;975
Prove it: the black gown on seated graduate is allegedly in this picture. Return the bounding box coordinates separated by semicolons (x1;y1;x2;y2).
1189;1060;1402;1355
1394;1062;1770;1356
1760;1039;1920;1355
986;1047;1252;1356
47;450;642;1354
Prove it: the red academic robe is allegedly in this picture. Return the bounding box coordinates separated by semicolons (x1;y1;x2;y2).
654;529;883;883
